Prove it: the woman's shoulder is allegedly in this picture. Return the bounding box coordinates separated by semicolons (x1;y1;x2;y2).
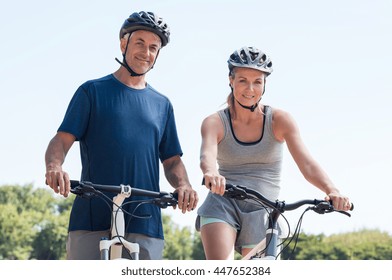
202;111;222;126
269;106;299;141
268;106;293;121
201;111;225;137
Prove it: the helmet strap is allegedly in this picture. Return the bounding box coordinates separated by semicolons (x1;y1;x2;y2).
231;81;266;113
235;98;261;112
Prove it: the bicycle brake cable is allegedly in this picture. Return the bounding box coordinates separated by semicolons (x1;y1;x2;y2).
115;200;155;260
279;207;311;260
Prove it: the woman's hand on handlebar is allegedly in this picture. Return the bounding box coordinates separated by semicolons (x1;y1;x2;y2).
325;190;351;211
45;167;71;198
203;172;226;196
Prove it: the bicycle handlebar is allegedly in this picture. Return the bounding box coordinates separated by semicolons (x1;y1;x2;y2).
224;183;353;216
69;180;178;208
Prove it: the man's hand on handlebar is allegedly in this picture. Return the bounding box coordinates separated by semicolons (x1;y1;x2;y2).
45;167;71;198
174;185;199;214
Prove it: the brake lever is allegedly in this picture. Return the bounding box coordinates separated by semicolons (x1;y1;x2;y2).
224;186;249;200
335;210;351;217
70;183;98;198
152;193;178;208
312;201;334;214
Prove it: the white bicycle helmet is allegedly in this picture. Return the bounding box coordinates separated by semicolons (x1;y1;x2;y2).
228;46;273;76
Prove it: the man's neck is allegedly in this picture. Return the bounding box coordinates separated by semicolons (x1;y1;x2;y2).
113;68;146;89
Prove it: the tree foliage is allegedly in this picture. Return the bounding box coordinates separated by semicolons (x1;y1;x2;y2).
0;184;71;260
280;230;392;260
1;183;392;260
162;214;194;260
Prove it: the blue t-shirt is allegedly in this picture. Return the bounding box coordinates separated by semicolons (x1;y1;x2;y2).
58;74;183;239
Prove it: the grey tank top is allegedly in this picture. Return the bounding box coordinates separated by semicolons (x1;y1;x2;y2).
217;106;283;200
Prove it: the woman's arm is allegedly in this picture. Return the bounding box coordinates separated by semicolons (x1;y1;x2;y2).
273;109;351;211
200;113;226;195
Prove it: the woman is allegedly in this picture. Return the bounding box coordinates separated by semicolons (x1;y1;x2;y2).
196;46;351;260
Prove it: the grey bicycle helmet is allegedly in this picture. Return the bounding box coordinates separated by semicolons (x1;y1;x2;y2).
119;11;170;47
228;46;273;76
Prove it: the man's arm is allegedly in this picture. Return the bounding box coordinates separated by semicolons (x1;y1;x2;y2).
45;131;76;197
163;155;198;213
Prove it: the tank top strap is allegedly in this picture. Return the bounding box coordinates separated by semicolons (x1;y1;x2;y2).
218;106;274;141
263;105;274;137
217;108;230;139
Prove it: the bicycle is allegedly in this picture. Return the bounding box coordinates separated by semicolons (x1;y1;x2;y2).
223;183;354;260
69;180;178;260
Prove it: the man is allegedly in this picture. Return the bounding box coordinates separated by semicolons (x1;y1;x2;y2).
45;11;198;260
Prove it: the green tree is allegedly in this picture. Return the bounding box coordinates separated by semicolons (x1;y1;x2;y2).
191;231;205;260
0;203;36;259
280;229;392;260
325;229;392;260
162;214;194;260
0;184;69;259
30;210;71;260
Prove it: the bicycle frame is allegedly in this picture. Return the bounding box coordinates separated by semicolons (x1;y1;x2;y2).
242;208;285;260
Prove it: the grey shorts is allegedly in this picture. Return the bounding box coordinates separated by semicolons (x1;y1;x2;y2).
66;230;164;260
196;192;283;253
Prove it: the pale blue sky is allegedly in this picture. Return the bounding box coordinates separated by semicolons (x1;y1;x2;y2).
1;0;391;236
